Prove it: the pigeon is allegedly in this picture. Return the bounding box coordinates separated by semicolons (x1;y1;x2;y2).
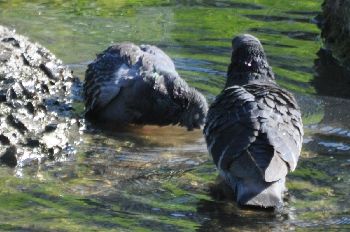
84;43;208;130
204;34;303;208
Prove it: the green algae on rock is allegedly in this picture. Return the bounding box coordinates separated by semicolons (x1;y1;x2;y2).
0;25;82;167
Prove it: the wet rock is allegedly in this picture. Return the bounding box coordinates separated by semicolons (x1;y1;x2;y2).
317;0;350;68
0;25;82;167
0;146;17;167
313;0;350;98
313;48;350;98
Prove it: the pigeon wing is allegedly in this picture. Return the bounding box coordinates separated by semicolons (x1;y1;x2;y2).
204;84;303;182
84;43;143;115
244;84;303;172
204;86;261;171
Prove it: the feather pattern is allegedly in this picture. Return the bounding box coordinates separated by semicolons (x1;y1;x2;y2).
204;34;303;208
84;43;208;130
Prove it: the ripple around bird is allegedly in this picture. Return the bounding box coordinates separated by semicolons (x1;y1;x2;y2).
0;0;349;231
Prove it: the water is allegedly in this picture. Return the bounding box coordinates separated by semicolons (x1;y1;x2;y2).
0;0;350;231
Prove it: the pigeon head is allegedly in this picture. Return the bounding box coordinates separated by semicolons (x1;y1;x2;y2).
226;34;275;87
179;89;208;131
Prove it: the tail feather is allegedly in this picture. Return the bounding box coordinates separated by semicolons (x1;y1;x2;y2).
264;151;288;182
225;174;285;208
224;148;288;208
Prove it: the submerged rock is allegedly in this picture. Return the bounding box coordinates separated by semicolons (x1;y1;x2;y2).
0;25;82;167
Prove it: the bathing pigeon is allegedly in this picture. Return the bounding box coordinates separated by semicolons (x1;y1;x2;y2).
204;34;303;208
84;43;208;130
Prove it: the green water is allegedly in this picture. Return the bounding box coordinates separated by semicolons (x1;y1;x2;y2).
1;0;350;231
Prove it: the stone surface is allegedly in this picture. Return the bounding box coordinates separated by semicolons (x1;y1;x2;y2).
0;25;82;167
318;0;350;68
313;0;350;98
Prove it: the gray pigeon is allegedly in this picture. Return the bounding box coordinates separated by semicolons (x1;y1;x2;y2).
84;43;208;130
204;34;303;208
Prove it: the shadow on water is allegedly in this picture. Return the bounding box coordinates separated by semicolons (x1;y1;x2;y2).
249;27;319;41
171;0;264;10
1;0;350;231
244;14;311;24
196;199;287;232
286;10;321;16
84;123;207;149
193;176;290;232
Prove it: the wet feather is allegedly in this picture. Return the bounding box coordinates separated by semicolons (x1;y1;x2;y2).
204;34;303;208
84;43;208;130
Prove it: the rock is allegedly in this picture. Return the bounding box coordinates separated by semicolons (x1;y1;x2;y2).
0;25;82;167
313;0;350;98
317;0;350;68
313;48;350;98
0;146;17;167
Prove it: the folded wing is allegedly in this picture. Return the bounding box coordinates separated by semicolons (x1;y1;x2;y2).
204;84;303;182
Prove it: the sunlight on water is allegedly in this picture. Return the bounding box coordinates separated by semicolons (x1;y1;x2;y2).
0;0;350;231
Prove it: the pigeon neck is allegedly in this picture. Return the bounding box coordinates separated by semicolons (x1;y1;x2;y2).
225;71;275;87
226;52;275;87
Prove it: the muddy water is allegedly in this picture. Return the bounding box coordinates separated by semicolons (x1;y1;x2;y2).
0;0;349;231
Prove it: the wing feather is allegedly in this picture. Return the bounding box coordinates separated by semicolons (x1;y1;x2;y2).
84;43;143;116
204;83;303;182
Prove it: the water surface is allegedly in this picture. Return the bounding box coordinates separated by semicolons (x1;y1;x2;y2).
1;0;349;231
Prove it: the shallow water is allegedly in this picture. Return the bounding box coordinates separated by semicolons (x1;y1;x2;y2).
0;0;350;231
